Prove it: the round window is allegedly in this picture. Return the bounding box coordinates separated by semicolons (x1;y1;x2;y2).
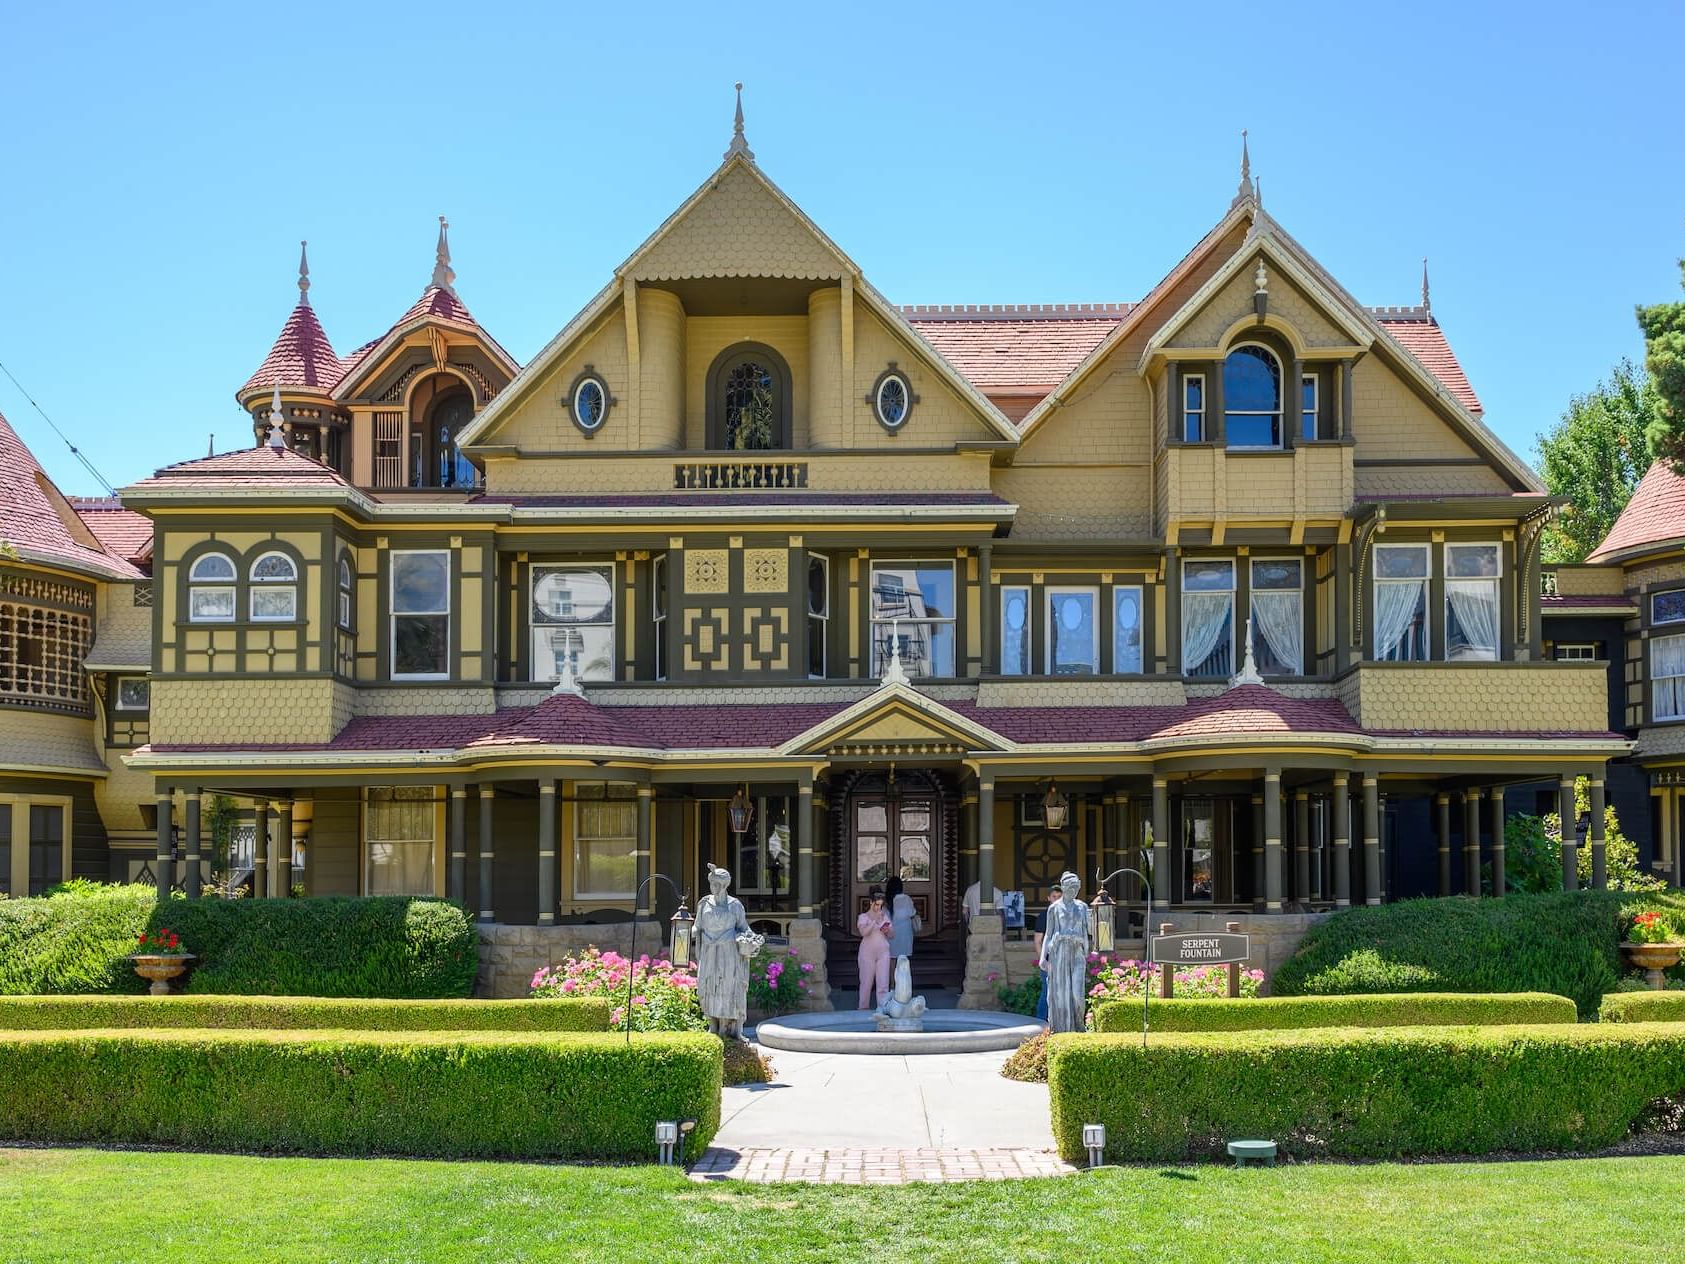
569;373;609;435
1005;593;1027;631
873;371;912;430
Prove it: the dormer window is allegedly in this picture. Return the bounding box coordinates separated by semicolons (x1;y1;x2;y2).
1224;344;1282;448
707;344;792;450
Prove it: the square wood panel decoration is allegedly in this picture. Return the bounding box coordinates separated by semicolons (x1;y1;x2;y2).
743;548;788;594
684;549;729;594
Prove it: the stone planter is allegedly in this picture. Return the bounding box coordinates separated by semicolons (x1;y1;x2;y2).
1621;941;1685;991
132;953;194;996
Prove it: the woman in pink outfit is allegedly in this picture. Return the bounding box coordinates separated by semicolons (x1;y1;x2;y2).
856;888;893;1009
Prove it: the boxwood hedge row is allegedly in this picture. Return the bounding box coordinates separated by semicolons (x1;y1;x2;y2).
1091;991;1577;1033
0;887;478;998
1600;991;1685;1023
1048;1023;1685;1163
0;995;610;1032
0;1029;719;1161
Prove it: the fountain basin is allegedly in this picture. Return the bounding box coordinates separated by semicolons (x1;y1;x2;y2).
752;1010;1042;1055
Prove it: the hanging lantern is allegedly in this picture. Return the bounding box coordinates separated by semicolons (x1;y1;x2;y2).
669;895;694;965
1089;883;1116;954
728;785;754;836
1043;781;1070;832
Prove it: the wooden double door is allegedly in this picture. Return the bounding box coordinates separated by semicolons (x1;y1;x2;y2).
834;770;956;936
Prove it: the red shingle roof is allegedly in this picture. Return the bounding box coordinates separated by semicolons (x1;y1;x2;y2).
1375;314;1483;415
69;499;153;566
238;299;344;401
127;444;352;492
1587;460;1685;563
0;412;143;579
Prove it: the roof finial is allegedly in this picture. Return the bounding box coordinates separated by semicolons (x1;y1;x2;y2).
724;81;755;161
267;388;285;449
1229;616;1265;688
1421;257;1431;314
297;240;311;302
431;216;456;294
1232;129;1254;208
881;617;909;687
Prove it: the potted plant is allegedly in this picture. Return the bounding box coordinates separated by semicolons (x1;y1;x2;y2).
1621;911;1684;990
131;928;194;995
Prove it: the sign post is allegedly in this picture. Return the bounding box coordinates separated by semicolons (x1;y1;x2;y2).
1149;921;1251;999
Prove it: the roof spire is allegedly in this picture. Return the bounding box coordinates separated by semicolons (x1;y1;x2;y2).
266;388;285;449
1421;257;1431;314
431;216;456;295
297;240;311;302
724;81;755;161
1232;129;1254;208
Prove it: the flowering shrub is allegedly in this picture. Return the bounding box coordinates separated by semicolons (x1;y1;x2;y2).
135;928;184;956
1086;954;1264;1008
530;948;704;1032
747;945;811;1015
1627;910;1677;945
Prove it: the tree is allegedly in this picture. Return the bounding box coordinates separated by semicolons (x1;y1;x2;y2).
1536;360;1657;563
1638;256;1685;469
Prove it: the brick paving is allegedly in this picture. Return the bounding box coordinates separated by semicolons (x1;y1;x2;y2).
690;1146;1076;1184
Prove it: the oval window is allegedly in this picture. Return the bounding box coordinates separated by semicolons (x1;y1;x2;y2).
874;372;911;430
1005;592;1027;631
570;375;608;434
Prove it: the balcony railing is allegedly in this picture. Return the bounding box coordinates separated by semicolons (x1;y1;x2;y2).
673;460;810;491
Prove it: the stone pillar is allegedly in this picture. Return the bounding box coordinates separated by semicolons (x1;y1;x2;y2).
787;914;833;1012
1463;788;1483;897
1250;793;1265;912
1293;790;1310;905
154;791;173;898
1490;788;1507;898
1331;773;1351;907
1589;778;1607;890
1151;776;1170;899
184;790;202;899
478;786;496;922
1435;793;1452;897
272;801;292;898
449;788;468;903
252;799;269;899
635;786;653;916
796;774;815;915
960;776;1005;1010
1362;773;1381;905
977;777;996;910
537;778;557;925
1558;776;1578;892
1263;769;1283;913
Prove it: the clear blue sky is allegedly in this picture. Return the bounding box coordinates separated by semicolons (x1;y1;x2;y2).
2;0;1681;495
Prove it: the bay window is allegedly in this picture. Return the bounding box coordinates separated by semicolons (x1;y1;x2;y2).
1181;559;1235;677
1224;344;1282;448
1113;586;1144;673
530;564;614;683
870;562;955;678
1250;559;1303;675
1373;544;1429;662
1653;592;1685;720
1444;544;1500;661
1046;587;1098;674
365;786;436;896
391;550;450;679
574;782;636;899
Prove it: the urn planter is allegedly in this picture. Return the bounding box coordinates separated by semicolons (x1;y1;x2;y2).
132;953;195;996
1621;941;1684;991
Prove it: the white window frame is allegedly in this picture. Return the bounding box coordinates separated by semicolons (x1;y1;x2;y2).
114;676;150;711
362;786;438;897
1223;342;1283;450
1300;374;1318;441
1044;586;1100;675
187;552;237;624
1181;558;1236;678
999;585;1031;676
1250;557;1304;676
390;549;451;682
1554;643;1598;662
1654;633;1685;721
1444;541;1501;662
248;551;298;623
652;554;667;682
868;560;956;679
336;555;354;631
572;782;638;900
1182;372;1205;442
1372;542;1431;662
1111;584;1145;674
806;554;829;679
529;563;616;684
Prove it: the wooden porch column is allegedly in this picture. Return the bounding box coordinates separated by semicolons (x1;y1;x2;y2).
1250;793;1264;912
1463;788;1483;897
1263;769;1283;913
449;788;468;903
272;801;292;898
1151;777;1170;898
796;773;814;915
153;791;173;898
1435;792;1452;897
1293;790;1311;904
537;778;557;924
1331;774;1351;907
977;777;996;912
478;786;496;922
1362;773;1381;905
1558;776;1578;892
252;800;269;899
1489;788;1507;897
1589;778;1607;890
1673;790;1684;890
960;790;978;897
635;787;653;916
183;790;202;899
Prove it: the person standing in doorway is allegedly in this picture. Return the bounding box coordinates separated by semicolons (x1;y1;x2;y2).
856;888;893;1010
1032;881;1061;1027
886;874;921;965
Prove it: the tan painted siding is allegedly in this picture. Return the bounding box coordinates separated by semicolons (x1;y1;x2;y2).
1551;564;1626;597
629;162;842;282
1349;357;1480;459
479;306;630;459
848;307;1000;448
684;315;809;448
1343;662;1607;733
481;450;993;495
151;678;353;746
1170;258;1351;350
638;286;686;450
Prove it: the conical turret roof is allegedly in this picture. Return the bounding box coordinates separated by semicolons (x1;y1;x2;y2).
237;242;344;402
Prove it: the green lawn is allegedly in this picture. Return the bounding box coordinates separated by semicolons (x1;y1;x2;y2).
1;1148;1679;1263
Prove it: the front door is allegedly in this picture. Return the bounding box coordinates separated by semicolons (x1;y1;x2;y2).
848;776;940;934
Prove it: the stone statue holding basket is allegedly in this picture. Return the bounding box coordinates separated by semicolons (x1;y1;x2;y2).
695;865;764;1038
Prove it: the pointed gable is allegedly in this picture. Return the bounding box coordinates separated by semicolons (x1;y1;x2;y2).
0;412;143;579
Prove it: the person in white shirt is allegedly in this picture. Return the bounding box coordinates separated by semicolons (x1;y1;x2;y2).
962;880;1007;923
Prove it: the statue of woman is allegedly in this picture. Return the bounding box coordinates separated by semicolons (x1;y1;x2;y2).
694;866;761;1038
1038;871;1090;1034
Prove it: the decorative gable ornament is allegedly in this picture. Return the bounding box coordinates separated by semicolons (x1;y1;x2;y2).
881;617;910;687
1253;258;1269;317
1229;616;1265;689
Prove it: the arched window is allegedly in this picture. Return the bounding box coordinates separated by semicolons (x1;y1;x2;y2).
1223;343;1282;448
428;390;478;489
707;344;791;450
249;551;298;622
187;552;236;623
336;554;354;631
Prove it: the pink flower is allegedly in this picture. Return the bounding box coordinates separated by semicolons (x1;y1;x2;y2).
560;980;577;993
800;963;814;973
986;972;1001;982
632;995;648;1006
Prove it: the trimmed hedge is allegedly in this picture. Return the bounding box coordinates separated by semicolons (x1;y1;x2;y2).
1600;991;1685;1024
0;995;610;1032
0;888;478;998
1092;991;1577;1033
1048;1023;1685;1163
0;1028;719;1161
1271;890;1685;1019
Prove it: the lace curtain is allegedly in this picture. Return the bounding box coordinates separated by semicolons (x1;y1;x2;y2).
1654;634;1685;719
1446;580;1499;660
1181;592;1232;675
1252;591;1302;674
1374;579;1425;660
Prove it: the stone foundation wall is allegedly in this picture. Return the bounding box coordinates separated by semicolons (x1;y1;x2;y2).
475;923;637;999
